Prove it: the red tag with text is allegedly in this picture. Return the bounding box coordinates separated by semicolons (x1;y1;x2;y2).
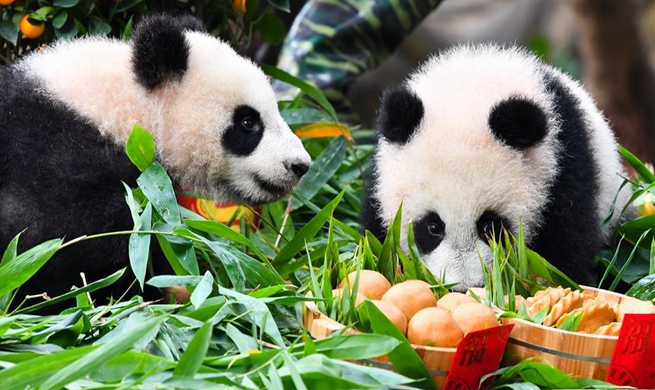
607;313;655;388
444;323;514;390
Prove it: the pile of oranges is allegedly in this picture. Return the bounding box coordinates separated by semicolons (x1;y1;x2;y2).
337;270;499;348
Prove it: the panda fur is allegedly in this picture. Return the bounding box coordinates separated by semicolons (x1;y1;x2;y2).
0;14;310;307
362;44;630;289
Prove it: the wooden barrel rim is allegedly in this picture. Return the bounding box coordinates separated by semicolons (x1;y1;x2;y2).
507;337;612;364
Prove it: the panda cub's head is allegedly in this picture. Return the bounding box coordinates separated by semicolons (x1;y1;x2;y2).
20;14;310;205
369;45;564;289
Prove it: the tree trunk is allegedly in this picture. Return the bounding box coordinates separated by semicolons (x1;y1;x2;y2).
571;0;655;164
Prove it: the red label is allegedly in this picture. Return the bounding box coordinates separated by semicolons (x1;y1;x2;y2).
608;313;655;388
444;324;514;390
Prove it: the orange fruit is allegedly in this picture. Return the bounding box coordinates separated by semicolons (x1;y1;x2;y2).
370;299;408;334
339;270;391;300
381;280;437;320
451;302;498;333
407;307;463;347
436;292;477;313
0;0;15;5
20;14;45;39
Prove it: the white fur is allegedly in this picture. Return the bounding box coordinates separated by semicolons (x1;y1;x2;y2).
373;44;627;288
17;31;310;203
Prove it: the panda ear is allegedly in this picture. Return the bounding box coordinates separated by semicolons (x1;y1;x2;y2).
377;85;424;145
488;96;548;150
131;14;205;90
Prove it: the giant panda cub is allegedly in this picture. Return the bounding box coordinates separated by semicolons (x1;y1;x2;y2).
363;44;629;289
0;14;311;305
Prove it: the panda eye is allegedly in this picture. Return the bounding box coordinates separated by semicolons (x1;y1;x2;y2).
427;222;444;238
413;212;445;255
241;117;255;131
477;211;507;244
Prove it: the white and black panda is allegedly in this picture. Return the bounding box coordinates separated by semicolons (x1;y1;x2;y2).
0;14;311;305
362;44;629;289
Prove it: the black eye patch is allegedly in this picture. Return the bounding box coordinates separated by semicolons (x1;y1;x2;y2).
222;105;264;156
477;211;510;245
414;212;445;254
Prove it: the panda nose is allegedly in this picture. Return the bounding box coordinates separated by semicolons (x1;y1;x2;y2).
285;161;310;178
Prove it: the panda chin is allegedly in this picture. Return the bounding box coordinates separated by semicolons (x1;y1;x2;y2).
252;174;292;199
222;175;293;206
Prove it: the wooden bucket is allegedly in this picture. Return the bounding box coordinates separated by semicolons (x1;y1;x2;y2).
303;300;456;388
501;286;648;380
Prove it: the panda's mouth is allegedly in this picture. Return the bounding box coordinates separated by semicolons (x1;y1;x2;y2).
253;174;291;197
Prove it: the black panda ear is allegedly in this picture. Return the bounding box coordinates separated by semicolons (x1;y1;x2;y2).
488;96;548;150
377;85;424;145
131;14;205;90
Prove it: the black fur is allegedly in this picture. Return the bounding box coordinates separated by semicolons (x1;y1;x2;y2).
488;96;548;150
531;74;600;285
131;14;205;90
222;105;265;156
377;85;424;145
0;68;145;312
414;212;446;255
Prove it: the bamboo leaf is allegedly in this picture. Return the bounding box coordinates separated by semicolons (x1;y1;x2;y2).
358;300;436;389
40;316;165;390
273;191;345;276
137;163;181;225
291;136;347;209
260;64;338;121
190;271;214;309
0;239;61;297
173;320;213;377
125;125;155;172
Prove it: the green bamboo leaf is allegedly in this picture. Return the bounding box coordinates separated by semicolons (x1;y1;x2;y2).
17;268;125;313
0;346;96;390
273;191;345;276
281;108;332;126
378;206;402;283
1;233;20;267
129;202;152;289
309;334;400;360
173;320;213;377
619;145;655;183
358;300;436;389
226;323;258;353
185;219;269;263
138;163;181;224
40;316;165;390
219;286;285;346
147;275;204;288
618;215;655;248
260;64;338;121
154;224;198;275
291;136;347;209
174;227;245;290
0;239;61;297
190;271;214;309
626;274;655;301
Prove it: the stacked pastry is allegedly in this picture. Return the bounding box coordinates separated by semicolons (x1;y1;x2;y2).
524;286;654;335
